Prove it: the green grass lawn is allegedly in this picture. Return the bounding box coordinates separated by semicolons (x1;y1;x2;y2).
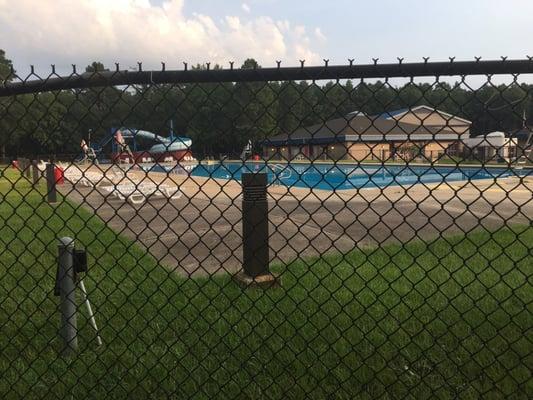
0;166;531;399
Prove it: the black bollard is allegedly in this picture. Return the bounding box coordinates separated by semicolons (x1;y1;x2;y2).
46;163;57;203
234;172;280;288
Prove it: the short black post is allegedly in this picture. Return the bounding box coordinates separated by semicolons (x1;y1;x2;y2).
46;163;57;203
32;160;39;185
234;172;279;288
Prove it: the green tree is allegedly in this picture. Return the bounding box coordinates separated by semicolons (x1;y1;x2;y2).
0;49;16;158
85;61;108;73
75;61;128;153
0;49;14;81
230;59;277;157
1;52;532;159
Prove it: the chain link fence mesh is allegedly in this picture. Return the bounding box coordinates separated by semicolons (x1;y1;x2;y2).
0;58;532;399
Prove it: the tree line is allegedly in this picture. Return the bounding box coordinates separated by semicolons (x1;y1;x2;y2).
1;51;531;159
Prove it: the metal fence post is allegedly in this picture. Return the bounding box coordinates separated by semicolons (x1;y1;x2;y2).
32;160;39;185
19;158;26;177
24;158;31;179
46;163;57;203
57;237;78;355
234;172;280;288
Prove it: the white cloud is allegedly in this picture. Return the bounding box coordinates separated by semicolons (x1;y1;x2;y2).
314;28;326;44
241;3;251;13
0;0;323;73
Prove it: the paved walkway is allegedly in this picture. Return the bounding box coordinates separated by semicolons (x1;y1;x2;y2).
61;166;533;276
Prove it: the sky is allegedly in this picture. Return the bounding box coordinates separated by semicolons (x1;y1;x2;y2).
1;0;532;76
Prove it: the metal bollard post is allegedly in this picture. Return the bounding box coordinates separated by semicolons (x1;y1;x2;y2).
57;237;78;355
46;163;57;203
32;160;40;185
234;172;279;288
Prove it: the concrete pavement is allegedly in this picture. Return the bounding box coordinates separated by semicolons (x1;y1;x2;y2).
61;166;533;276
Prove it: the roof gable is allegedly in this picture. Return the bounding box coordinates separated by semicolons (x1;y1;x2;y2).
378;105;472;125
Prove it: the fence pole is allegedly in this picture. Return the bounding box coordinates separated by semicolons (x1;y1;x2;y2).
57;237;78;355
234;172;279;288
19;158;26;177
24;158;31;179
46;163;57;203
32;160;39;185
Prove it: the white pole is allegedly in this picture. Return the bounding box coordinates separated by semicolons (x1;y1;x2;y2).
58;237;78;355
78;279;103;346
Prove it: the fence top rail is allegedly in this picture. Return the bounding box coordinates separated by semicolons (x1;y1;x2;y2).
1;58;533;97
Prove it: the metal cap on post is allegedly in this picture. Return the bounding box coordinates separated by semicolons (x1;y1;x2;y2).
234;172;280;289
57;237;78;355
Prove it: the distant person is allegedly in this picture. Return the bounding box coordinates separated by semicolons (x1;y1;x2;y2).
81;139;89;158
80;139;89;157
80;139;98;164
114;129;134;162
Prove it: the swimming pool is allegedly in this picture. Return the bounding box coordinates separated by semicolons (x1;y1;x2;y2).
149;162;531;191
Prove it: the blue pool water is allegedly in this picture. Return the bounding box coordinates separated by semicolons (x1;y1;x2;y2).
148;162;531;191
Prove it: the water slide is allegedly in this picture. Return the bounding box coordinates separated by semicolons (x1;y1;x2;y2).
119;128;172;144
119;128;192;152
78;128;192;162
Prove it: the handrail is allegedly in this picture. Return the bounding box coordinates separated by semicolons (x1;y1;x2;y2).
270;164;292;185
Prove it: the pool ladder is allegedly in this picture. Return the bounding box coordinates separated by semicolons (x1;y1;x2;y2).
271;164;292;186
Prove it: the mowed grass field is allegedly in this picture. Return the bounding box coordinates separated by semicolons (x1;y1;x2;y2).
0;166;531;399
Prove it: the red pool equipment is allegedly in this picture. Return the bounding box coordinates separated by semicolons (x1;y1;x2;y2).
54;166;64;185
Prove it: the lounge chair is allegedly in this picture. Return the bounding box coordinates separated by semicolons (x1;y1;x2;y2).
63;169;105;187
64;166;137;188
36;161;47;171
99;182;182;205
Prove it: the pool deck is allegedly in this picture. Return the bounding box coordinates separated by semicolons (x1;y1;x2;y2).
61;165;533;276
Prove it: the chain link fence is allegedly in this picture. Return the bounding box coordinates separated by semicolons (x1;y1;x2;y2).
0;58;532;399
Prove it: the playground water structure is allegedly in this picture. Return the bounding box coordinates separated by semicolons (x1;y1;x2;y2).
112;128;193;163
87;128;194;163
148;162;533;191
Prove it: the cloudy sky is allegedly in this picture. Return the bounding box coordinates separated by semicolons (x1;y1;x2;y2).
1;0;532;75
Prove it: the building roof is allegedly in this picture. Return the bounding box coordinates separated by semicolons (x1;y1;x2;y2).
486;131;505;138
375;105;473;125
376;107;410;119
463;133;518;148
264;105;472;146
